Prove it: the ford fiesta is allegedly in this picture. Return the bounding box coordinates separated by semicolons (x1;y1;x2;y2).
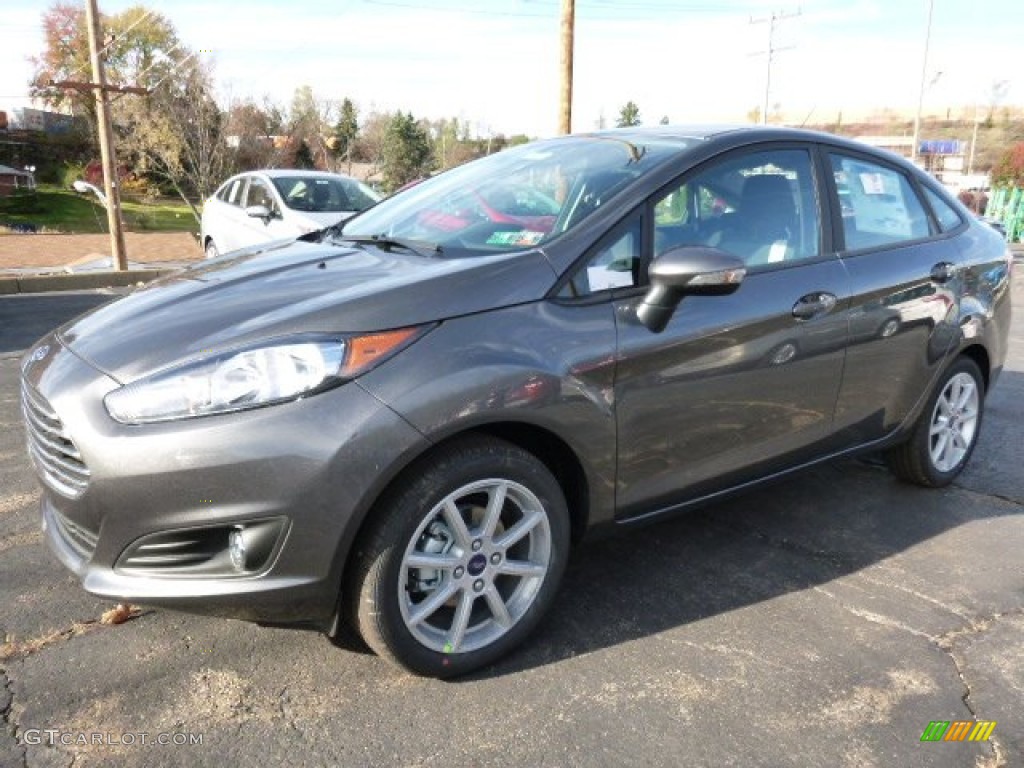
21;126;1011;677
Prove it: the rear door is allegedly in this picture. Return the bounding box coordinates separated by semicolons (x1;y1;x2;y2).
825;150;960;444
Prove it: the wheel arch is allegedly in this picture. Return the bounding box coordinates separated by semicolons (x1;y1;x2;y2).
959;343;991;391
328;421;592;635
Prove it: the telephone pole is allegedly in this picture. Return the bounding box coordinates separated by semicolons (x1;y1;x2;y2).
84;0;128;271
750;9;800;125
558;0;575;135
910;0;935;163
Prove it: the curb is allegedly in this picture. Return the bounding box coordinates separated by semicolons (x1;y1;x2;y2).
0;268;179;295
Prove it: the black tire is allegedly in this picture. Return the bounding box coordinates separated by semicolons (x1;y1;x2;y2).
345;435;570;678
204;239;219;259
886;356;985;487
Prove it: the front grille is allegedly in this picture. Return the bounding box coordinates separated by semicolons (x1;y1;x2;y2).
51;508;99;559
21;382;91;498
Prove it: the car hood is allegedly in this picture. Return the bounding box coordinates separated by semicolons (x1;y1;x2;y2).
59;238;558;383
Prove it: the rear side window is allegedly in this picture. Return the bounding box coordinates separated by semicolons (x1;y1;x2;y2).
922;186;964;232
830;154;931;250
217;178;244;206
245;179;275;210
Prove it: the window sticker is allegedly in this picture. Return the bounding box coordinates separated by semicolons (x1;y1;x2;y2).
485;230;546;246
859;172;888;195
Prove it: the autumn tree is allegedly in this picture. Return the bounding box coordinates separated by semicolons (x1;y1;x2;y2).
224;97;287;170
29;2;230;220
992;143;1024;188
616;101;641;128
118;60;229;222
30;4;187;131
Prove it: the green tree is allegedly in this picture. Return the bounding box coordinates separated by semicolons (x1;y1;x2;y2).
288;85;334;169
381;112;433;193
616;101;641;128
328;97;359;171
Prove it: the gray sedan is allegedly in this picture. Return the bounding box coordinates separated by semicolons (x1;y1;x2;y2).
21;126;1011;677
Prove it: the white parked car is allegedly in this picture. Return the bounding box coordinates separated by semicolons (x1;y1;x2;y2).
201;170;381;258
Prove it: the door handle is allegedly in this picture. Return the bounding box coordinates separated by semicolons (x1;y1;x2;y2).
792;292;837;320
930;261;957;283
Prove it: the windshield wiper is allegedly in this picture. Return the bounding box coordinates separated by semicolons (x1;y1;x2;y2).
335;233;443;258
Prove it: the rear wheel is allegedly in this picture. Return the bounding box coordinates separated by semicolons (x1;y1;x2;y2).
886;357;984;487
346;436;569;678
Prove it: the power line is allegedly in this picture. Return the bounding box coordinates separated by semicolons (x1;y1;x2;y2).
360;0;761;19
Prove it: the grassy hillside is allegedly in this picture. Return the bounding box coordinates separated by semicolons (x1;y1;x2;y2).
0;185;197;234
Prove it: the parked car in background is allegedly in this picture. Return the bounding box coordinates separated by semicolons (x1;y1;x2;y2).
22;126;1011;679
200;170;381;258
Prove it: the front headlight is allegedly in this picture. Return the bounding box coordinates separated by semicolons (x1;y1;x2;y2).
104;329;423;424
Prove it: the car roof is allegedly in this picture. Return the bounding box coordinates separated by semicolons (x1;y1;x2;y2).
243;169;358;180
576;124;925;172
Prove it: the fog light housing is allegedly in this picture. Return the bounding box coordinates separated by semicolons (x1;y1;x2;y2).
116;517;288;577
228;528;247;572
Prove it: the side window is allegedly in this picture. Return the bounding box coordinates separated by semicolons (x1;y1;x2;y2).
922;186;964;232
218;178;244;206
654;148;820;267
559;214;642;298
830;154;931;250
245;179;274;210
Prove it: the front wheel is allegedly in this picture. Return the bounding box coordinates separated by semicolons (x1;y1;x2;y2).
346;436;570;677
886;356;985;487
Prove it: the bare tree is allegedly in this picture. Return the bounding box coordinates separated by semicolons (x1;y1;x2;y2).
119;61;229;222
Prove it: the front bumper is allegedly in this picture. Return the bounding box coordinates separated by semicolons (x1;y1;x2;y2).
22;333;427;627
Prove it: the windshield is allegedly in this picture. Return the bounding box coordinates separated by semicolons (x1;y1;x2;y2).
341;136;688;255
272;176;381;213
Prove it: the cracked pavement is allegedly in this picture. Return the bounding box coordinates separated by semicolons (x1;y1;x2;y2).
0;268;1021;767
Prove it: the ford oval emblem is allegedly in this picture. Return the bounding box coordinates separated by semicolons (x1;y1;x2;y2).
23;344;51;373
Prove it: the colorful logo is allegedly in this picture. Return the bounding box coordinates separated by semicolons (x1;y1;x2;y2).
920;720;996;742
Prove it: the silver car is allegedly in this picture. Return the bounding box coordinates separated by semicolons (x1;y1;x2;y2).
200;169;381;259
22;127;1012;677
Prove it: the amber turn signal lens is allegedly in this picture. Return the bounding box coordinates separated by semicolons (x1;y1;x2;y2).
342;327;421;377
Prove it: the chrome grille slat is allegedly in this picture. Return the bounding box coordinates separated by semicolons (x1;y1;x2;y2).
122;553;212;566
27;443;90;489
51;508;99;558
20;381;91;499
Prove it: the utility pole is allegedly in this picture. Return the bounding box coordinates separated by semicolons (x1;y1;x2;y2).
750;9;800;126
910;0;934;164
84;0;128;271
558;0;575;135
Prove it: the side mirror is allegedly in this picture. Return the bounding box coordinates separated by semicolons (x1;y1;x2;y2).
245;204;273;222
637;246;746;333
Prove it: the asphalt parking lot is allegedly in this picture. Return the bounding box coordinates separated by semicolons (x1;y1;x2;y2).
1;268;1022;768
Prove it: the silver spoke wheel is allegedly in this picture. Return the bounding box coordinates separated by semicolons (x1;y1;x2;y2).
398;478;552;655
927;371;980;472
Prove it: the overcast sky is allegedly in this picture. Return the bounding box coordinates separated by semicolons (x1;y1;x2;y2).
1;0;1020;137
